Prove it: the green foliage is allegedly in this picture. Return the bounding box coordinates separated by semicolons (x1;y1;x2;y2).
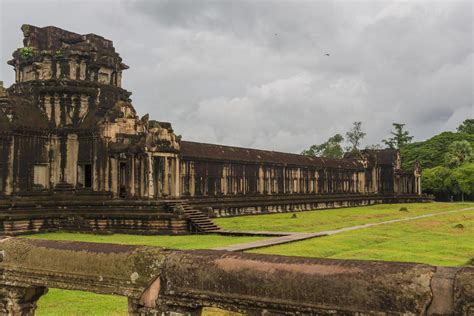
345;121;366;152
422;166;452;194
445;140;473;167
302;134;344;158
382;123;414;149
401;131;474;170
54;50;63;57
19;47;34;59
457;119;474;134
445;163;474;201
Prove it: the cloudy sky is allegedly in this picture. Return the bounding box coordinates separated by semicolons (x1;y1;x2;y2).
1;0;472;153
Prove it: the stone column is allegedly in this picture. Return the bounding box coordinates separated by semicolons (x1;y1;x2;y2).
190;162;196;197
173;157;180;197
110;157;118;197
140;156;146;197
147;153;155;198
64;134;79;186
5;136;14;195
0;286;48;316
163;157;169;196
258;166;264;194
129;155;135;197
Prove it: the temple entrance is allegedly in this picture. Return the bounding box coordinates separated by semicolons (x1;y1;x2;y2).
84;164;92;188
119;162;127;198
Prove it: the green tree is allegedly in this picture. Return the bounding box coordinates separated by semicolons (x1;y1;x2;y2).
457;119;474;134
400;131;474;170
444;140;473;168
382;123;414;149
302;134;344;158
444;163;474;201
421;166;451;195
345;121;366;153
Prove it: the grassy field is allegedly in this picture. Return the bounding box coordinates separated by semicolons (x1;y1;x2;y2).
25;202;473;315
213;202;473;232
252;208;474;266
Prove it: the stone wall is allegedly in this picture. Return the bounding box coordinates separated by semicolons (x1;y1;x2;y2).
0;238;472;315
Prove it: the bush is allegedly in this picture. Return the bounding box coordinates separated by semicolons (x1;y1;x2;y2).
19;47;34;59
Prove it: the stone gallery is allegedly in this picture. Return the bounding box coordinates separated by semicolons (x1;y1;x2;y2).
0;25;425;235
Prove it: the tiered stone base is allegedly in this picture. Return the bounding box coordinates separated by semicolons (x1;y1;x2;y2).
188;193;431;217
0;196;189;236
0;193;431;235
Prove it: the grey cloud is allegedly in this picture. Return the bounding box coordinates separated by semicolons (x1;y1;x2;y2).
1;0;472;153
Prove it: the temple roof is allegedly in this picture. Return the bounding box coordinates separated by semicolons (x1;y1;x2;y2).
0;95;50;131
181;141;364;169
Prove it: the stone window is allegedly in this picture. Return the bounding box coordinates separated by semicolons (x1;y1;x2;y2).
77;164;92;188
33;164;49;189
98;72;110;84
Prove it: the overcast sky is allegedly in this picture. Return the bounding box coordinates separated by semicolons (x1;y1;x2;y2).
1;0;472;153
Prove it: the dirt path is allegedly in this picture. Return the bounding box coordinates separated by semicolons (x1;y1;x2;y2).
212;207;474;252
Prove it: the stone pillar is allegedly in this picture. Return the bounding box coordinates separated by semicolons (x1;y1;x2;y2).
0;286;47;316
258;166;264;194
110;157;118;197
5;136;14;195
163;157;169;196
140;156;146;197
129;155;135;197
173;157;180;197
147;153;154;198
190;162;196;197
64;134;79;185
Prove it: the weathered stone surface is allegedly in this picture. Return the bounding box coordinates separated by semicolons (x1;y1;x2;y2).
0;237;168;298
0;24;426;236
0;286;47;316
453;266;474;316
1;238;471;315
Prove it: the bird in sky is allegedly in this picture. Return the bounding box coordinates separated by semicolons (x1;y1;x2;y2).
325;53;330;56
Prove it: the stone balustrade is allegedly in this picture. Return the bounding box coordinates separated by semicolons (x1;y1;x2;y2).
0;237;472;315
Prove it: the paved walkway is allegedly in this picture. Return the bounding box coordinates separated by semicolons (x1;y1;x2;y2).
212;207;474;252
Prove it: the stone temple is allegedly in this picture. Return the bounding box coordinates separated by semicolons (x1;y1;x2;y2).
0;25;426;235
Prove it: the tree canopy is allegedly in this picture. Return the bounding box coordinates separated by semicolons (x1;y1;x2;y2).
302;134;344;159
345;121;366;153
457;119;474;134
382;123;414;149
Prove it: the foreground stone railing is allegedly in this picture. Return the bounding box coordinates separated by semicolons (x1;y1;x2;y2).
0;238;472;315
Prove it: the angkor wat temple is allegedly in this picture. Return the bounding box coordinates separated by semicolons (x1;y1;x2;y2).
0;25;426;235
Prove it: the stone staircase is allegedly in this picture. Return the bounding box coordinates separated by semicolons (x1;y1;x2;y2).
165;200;221;233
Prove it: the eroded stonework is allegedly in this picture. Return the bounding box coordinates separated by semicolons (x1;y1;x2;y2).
0;25;425;234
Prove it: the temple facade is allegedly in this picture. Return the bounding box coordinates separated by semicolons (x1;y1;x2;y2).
0;25;422;203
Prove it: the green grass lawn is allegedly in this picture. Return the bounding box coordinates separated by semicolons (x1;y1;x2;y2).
27;202;473;315
252;208;474;266
214;202;473;232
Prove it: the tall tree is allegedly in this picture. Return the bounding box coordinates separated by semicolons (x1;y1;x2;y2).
444;140;473;167
457;119;474;134
382;123;414;149
302;134;344;159
444;163;474;201
345;121;366;152
422;166;451;196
